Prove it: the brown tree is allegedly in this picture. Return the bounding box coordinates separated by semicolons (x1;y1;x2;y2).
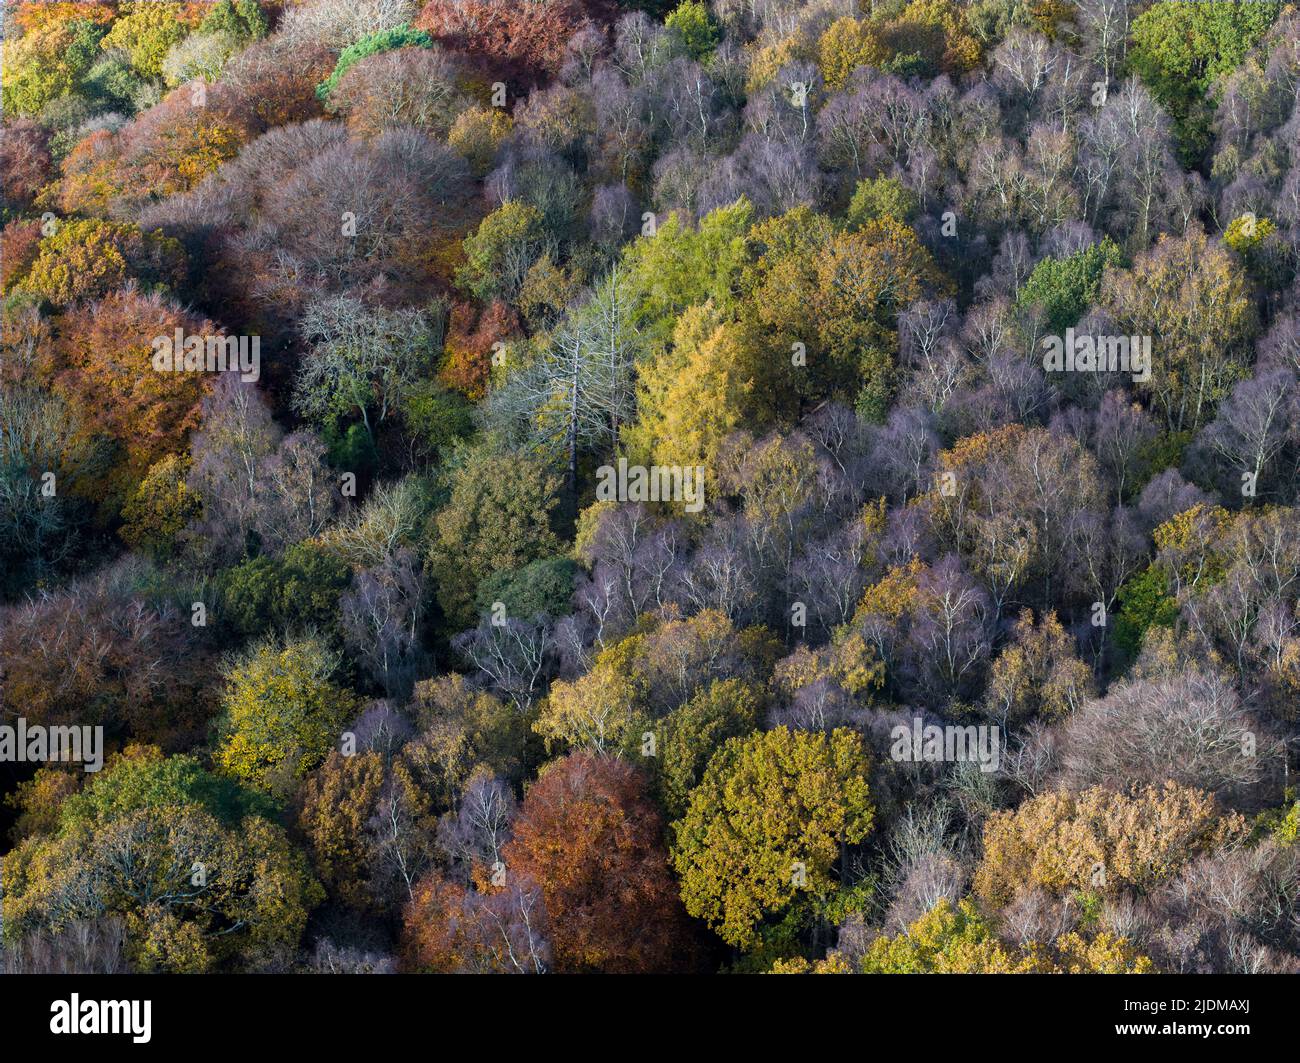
503;752;697;972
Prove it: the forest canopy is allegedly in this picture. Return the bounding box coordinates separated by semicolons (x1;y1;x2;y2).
2;0;1299;977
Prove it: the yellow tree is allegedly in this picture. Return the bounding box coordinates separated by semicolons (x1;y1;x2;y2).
215;635;359;796
860;897;1153;972
809;217;944;416
817;17;888;90
1102;228;1256;432
671;726;874;949
974;782;1247;906
983;609;1095;726
622;303;755;471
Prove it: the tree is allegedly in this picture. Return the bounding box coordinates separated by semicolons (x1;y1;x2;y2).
1;17;101;117
504;752;696;972
973;783;1247;906
488;268;641;492
57;88;257;215
293;295;438;444
0;118;53;211
407;674;530;790
818;18;887;91
340;547;429;697
860;897;1152;973
214;635;359;797
100;2;197;79
665;2;719;62
0;560;221;750
1;743;312;973
216;541;351;640
671;726;874;949
279;0;421;50
2;804;321;972
1129;1;1281;151
474;556;577;621
1103;229;1255;432
186;376;339;565
622;304;755;472
160;30;243;88
1014;238;1123;335
845;176;919;229
983;609;1093;728
20;219;184;308
1195;369;1296;500
744;211;942;416
448;105;512;176
1113;563;1179;655
200;1;271;42
533;660;645;756
456;200;546;304
119;454;202;558
929;423;1107;610
53;287;214;511
656;678;761;821
414;0;596;84
298;750;387;911
327;45;469;138
316;24;435;102
1057;670;1273;800
401;869;552;973
0;383;104;590
427;446;564;629
437;769;516;881
59;745;274;831
621;199;752;348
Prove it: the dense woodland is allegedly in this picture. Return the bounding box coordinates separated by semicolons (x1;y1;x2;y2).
0;0;1298;975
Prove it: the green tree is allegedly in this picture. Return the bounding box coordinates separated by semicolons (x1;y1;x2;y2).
665;1;720;61
1113;564;1179;656
456;200;546;304
200;0;269;40
1128;1;1281;159
1015;238;1123;334
844;176;919;229
620;199;753;349
427;446;564;629
316;23;434;101
656;679;761;821
217;542;352;640
1129;2;1280;114
59;745;275;830
474;556;577;621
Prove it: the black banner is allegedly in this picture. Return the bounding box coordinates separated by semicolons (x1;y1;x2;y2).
0;973;1286;1050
